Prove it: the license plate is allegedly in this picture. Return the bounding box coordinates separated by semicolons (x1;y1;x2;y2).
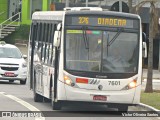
4;72;15;77
93;95;107;101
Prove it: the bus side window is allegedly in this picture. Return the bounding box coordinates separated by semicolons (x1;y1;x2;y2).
40;23;45;62
50;24;56;67
34;23;40;62
37;23;42;61
142;32;147;58
44;23;49;64
41;23;47;63
47;23;52;65
37;23;42;50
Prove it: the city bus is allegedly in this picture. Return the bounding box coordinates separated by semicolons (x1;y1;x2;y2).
28;7;147;111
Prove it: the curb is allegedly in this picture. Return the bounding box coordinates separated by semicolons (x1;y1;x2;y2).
143;79;160;83
137;103;160;113
143;78;160;80
137;103;160;119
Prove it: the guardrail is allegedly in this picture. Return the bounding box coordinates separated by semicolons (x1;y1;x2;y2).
0;12;21;38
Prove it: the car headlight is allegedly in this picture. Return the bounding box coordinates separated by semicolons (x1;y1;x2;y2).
22;62;27;68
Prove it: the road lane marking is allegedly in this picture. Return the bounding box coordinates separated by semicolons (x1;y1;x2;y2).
139;103;160;119
0;92;45;120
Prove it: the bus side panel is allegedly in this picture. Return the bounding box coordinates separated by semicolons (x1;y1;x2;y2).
57;21;67;101
132;85;141;104
57;79;66;100
133;23;142;104
132;69;142;104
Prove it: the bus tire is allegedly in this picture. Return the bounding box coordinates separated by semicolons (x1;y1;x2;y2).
117;105;128;112
20;79;26;85
43;97;51;102
52;101;61;110
34;92;43;102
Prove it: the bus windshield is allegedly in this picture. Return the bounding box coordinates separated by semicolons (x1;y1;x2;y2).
65;29;139;73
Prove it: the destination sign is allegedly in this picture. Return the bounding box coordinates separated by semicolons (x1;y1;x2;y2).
79;17;127;26
65;16;139;29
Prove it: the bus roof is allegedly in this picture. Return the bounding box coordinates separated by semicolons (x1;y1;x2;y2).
65;10;140;20
32;11;64;21
64;7;103;11
32;9;140;21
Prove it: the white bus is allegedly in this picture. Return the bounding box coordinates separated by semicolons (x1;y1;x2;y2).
28;7;147;111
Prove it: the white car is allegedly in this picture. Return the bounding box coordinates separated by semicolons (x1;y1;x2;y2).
0;41;27;84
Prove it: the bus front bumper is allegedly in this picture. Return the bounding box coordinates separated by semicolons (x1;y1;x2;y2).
59;83;141;105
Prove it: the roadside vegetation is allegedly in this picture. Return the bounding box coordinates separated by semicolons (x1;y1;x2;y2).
141;91;160;110
2;25;30;44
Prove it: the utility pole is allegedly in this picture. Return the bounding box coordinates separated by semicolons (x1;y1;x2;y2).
86;0;88;7
128;0;132;13
66;0;69;7
119;0;122;12
159;18;160;71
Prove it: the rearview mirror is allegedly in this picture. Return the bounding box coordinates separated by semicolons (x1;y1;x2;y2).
54;31;61;47
142;32;147;58
23;55;27;59
143;42;147;58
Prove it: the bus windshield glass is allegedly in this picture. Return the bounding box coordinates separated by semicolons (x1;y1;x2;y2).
65;29;138;73
64;15;140;76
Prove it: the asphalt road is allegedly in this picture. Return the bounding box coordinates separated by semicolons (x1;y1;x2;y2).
0;80;159;120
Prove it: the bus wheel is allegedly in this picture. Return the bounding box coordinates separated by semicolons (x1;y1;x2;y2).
52;101;61;110
34;92;43;102
117;105;128;112
44;97;51;102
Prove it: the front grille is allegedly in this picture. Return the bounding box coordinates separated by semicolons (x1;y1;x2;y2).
1;67;19;71
0;63;19;65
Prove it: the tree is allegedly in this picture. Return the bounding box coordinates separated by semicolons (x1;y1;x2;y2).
128;0;133;13
135;0;158;93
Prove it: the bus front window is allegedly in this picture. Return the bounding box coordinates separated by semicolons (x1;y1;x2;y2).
102;31;138;73
65;29;139;74
65;30;102;72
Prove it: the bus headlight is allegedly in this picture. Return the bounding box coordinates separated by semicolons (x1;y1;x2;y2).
122;80;137;90
64;75;74;86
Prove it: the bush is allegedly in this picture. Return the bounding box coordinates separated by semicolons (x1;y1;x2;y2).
2;25;30;44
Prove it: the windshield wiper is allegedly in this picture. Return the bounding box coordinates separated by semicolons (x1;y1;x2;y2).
82;26;89;49
108;28;124;46
7;56;14;58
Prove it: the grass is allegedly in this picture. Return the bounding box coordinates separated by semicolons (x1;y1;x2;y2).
141;91;160;110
